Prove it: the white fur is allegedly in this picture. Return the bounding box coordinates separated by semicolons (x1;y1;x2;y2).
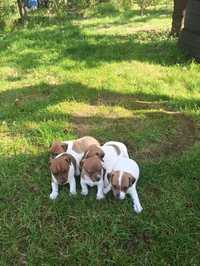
81;141;129;200
63;141;83;176
106;157;143;214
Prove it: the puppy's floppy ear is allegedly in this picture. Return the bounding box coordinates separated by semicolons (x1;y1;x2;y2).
99;150;105;161
107;172;114;183
129;175;135;187
79;159;85;170
61;143;68;152
65;155;71;164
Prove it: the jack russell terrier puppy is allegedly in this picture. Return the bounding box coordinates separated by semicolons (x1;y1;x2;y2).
49;136;100;200
106;157;143;214
80;141;129;200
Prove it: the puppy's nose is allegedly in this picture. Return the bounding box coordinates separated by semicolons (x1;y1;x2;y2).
61;177;65;184
116;192;120;199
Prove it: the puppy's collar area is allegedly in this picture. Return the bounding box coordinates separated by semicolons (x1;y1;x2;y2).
55;152;77;172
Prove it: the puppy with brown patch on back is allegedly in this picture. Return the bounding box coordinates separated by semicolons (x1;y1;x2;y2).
49;136;100;200
106;157;143;214
80;141;129;200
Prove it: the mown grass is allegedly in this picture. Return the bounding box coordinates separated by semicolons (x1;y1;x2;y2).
0;6;200;265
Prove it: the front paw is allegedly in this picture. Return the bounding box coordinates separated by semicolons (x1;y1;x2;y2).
103;186;111;194
133;204;143;214
70;190;77;196
49;192;58;200
96;193;105;200
81;190;88;196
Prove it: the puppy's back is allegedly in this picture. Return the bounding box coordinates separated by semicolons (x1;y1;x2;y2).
113;157;139;180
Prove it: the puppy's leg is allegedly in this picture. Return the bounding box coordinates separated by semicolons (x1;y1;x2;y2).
103;184;111;194
96;180;105;200
49;180;58;200
81;178;88;196
129;186;143;213
69;175;77;195
103;171;111;194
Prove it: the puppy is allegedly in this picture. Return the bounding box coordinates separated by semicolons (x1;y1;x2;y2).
49;136;100;199
80;141;129;200
106;157;143;214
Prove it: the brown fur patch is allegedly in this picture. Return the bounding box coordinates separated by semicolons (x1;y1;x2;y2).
83;144;105;160
49;141;67;156
49;154;71;184
72;136;100;153
81;156;102;181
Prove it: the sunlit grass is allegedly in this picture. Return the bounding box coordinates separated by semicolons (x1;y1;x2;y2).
0;6;200;265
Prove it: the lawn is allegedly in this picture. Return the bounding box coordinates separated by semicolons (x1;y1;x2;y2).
0;6;200;265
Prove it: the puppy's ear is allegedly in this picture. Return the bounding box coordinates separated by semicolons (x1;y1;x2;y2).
107;172;114;183
79;159;85;170
99;150;105;161
65;155;71;164
83;151;88;159
129;176;135;187
61;143;68;152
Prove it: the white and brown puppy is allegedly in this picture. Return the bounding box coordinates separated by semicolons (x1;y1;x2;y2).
49;136;100;200
80;141;129;200
106;157;143;214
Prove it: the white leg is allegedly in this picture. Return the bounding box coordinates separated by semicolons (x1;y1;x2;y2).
69;176;77;195
129;187;143;213
96;181;105;200
81;178;88;196
103;183;111;194
49;181;58;200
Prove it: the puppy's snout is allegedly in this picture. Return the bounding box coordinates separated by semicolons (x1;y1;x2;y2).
116;191;121;199
60;177;66;184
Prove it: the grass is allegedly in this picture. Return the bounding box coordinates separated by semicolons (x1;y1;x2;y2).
1;6;200;265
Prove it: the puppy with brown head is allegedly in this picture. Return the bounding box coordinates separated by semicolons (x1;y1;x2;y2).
106;157;143;214
49;136;100;200
49;141;68;158
80;148;106;200
80;141;129;200
49;153;77;199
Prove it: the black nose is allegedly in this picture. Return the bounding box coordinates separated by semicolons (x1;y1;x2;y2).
116;192;120;199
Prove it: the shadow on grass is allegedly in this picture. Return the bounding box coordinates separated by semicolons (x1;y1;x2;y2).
0;81;198;160
1;81;200;121
0;11;188;70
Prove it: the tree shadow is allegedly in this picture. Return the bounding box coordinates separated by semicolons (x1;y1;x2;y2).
1;81;200;122
0;80;199;162
0;11;189;71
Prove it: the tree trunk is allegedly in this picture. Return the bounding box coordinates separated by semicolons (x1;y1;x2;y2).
171;0;188;36
17;0;27;23
140;2;144;16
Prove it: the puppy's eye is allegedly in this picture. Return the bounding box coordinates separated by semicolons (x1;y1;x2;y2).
113;185;117;189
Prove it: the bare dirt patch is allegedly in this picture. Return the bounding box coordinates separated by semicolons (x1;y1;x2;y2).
72;108;197;161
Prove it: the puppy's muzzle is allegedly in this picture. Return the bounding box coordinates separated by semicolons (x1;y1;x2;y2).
116;191;121;199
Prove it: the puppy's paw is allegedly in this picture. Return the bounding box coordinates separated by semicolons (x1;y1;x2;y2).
49;192;58;200
103;186;111;194
96;193;105;200
81;190;88;196
70;191;77;196
133;204;143;214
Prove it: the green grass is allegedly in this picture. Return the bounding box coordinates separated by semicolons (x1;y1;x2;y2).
1;6;200;265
